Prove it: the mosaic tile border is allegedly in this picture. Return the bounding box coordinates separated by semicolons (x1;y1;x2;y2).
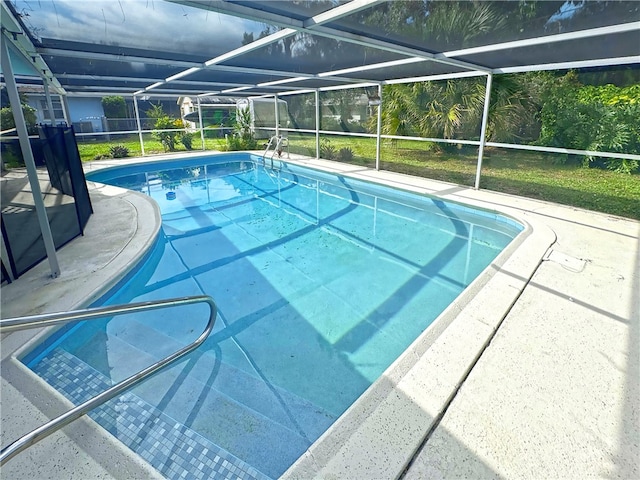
33;348;271;480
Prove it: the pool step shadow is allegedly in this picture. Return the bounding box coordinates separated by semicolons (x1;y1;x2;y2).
61;318;336;477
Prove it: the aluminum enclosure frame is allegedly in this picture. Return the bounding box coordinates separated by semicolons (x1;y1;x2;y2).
1;0;639;279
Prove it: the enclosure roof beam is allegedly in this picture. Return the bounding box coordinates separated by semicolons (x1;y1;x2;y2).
172;1;640;76
307;25;490;73
37;47;201;68
442;22;640;59
139;0;385;92
0;2;65;94
492;55;640;74
302;0;388;28
55;74;165;84
38;48;369;87
130;27;299;94
171;0;488;74
66;83;312;95
54;73;332;89
382;70;488;85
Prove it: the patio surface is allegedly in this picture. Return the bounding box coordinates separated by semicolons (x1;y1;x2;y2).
1;152;638;479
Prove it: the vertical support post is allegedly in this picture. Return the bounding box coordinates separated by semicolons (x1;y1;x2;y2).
42;80;56;125
375;84;382;171
61;94;71;126
1;36;60;278
274;94;280;138
474;73;493;190
133;95;145;156
315;89;320;160
197;97;205;150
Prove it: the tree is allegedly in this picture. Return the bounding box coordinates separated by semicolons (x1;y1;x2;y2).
377;78;485;149
101;96;127;118
241;32;254;46
487;73;541;143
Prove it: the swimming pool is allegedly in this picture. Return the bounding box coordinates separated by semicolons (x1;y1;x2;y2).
23;153;523;479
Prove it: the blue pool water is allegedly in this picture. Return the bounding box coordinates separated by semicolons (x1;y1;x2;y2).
24;153;522;479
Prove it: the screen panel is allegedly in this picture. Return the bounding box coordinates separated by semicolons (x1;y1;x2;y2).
220;32;408;74
327;1;640;54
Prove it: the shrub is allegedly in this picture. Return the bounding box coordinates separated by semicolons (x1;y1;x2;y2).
152;115;176;151
319;138;336;160
338;147;354;162
0;107;15;130
109;144;129;158
234;107;253;139
1;105;37;134
225;134;257;151
148;104;193;152
1;148;22;168
180;132;194;150
225;107;258;151
539;73;639;173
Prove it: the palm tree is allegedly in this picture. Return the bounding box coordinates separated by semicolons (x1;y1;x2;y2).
378;78;485;147
487;74;541;143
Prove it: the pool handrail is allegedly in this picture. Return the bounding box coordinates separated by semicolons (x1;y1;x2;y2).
0;295;217;466
262;134;289;168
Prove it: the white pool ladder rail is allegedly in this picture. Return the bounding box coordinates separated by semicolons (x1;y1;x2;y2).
0;295;218;465
262;134;289;168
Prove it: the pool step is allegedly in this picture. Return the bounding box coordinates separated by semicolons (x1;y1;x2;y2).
85;316;337;439
33;347;271;480
53;320;336;477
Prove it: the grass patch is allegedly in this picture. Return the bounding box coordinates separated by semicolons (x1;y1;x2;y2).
76;132;640;220
76;134;225;161
286;134;640;220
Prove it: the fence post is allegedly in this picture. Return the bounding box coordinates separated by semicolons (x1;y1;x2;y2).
475;73;493;190
197;97;205;150
133;95;145;156
101;116;110;141
375;84;382;171
42;81;57;125
61;94;71;126
274;94;280;138
315;90;320;159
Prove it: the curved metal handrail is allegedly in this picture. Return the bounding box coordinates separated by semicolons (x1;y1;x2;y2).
0;295;217;466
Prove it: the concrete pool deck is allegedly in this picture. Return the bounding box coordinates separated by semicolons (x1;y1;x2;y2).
1;152;638;479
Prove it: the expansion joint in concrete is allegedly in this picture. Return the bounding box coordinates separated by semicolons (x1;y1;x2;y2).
398;240;557;479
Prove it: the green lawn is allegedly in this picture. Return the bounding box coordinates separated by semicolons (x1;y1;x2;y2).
286;134;640;220
77;133;640;220
76;134;226;160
